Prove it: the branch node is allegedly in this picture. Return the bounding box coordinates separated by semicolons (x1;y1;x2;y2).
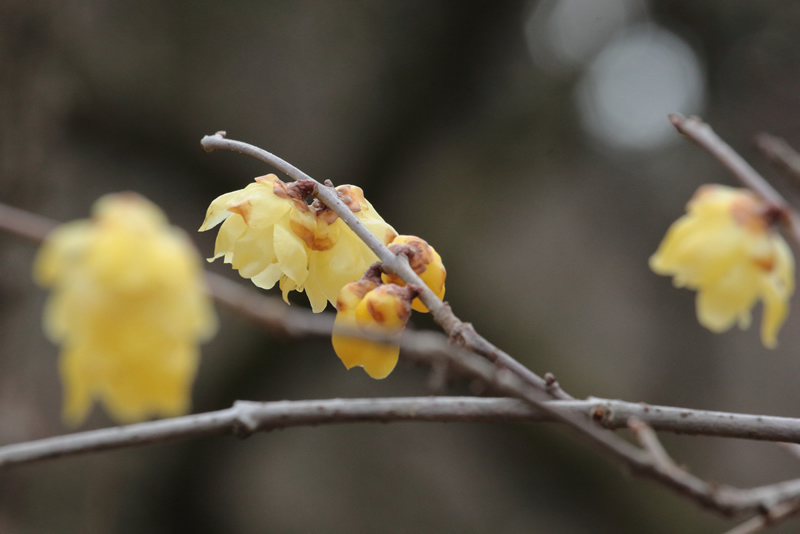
629;417;676;470
232;400;260;439
591;404;609;424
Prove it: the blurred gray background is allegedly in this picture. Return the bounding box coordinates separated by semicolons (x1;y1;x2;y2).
3;1;800;532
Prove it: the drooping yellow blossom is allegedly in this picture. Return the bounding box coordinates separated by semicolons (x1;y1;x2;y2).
331;278;417;379
382;235;446;312
650;184;794;348
34;193;217;425
200;175;397;312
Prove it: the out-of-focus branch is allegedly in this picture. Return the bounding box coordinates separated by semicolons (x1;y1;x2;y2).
669;114;800;246
755;133;800;181
722;499;800;534
669;115;787;211
200;132;572;400
0;202;57;241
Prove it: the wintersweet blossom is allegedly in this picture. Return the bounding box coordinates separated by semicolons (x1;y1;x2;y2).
650;185;795;348
382;235;446;312
34;193;217;425
331;278;418;379
200;175;396;312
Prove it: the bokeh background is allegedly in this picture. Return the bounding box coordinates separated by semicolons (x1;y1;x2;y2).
3;1;800;532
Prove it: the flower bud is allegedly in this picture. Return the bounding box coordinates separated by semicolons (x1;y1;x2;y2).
382;235;446;312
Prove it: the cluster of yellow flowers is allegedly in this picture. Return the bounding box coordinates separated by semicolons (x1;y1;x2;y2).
650;185;795;348
199;174;397;312
200;173;446;377
35;194;217;425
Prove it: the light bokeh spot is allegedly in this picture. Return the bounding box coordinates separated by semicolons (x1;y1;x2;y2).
576;24;705;151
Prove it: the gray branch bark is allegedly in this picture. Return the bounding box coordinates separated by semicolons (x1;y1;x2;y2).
6;396;800;470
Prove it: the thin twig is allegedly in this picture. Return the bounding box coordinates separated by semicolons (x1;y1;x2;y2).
722;499;800;534
200;133;573;400
669;115;787;211
669;114;800;246
755;133;800;181
779;442;800;463
629;418;678;470
0;202;57;241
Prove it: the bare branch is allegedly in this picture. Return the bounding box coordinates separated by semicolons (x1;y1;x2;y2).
669;115;787;211
7;396;800;471
779;442;800;463
0;202;57;241
755;133;800;181
0;397;541;468
200;133;572;400
722;500;800;534
669;114;800;246
629;418;678;470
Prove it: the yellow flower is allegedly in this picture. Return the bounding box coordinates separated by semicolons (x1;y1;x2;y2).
382;235;446;312
200;175;396;312
331;280;415;379
34;193;217;425
650;185;794;348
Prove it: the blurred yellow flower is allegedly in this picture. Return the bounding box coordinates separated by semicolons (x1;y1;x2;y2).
331;279;415;379
34;193;217;425
382;235;446;312
650;185;794;348
200;176;396;312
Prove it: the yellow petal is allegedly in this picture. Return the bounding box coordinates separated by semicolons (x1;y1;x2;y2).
229;226;277;278
331;311;399;380
251;263;283;290
760;277;789;349
199;189;241;231
315;225;372;305
60;346;92;427
212;215;248;261
273;215;309;286
33;221;92;287
304;254;331;313
280;276;298;305
234;183;293;229
695;261;760;332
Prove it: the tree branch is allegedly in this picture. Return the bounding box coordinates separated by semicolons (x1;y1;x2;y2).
6;395;800;470
722;499;800;534
669;114;800;246
755;133;800;181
